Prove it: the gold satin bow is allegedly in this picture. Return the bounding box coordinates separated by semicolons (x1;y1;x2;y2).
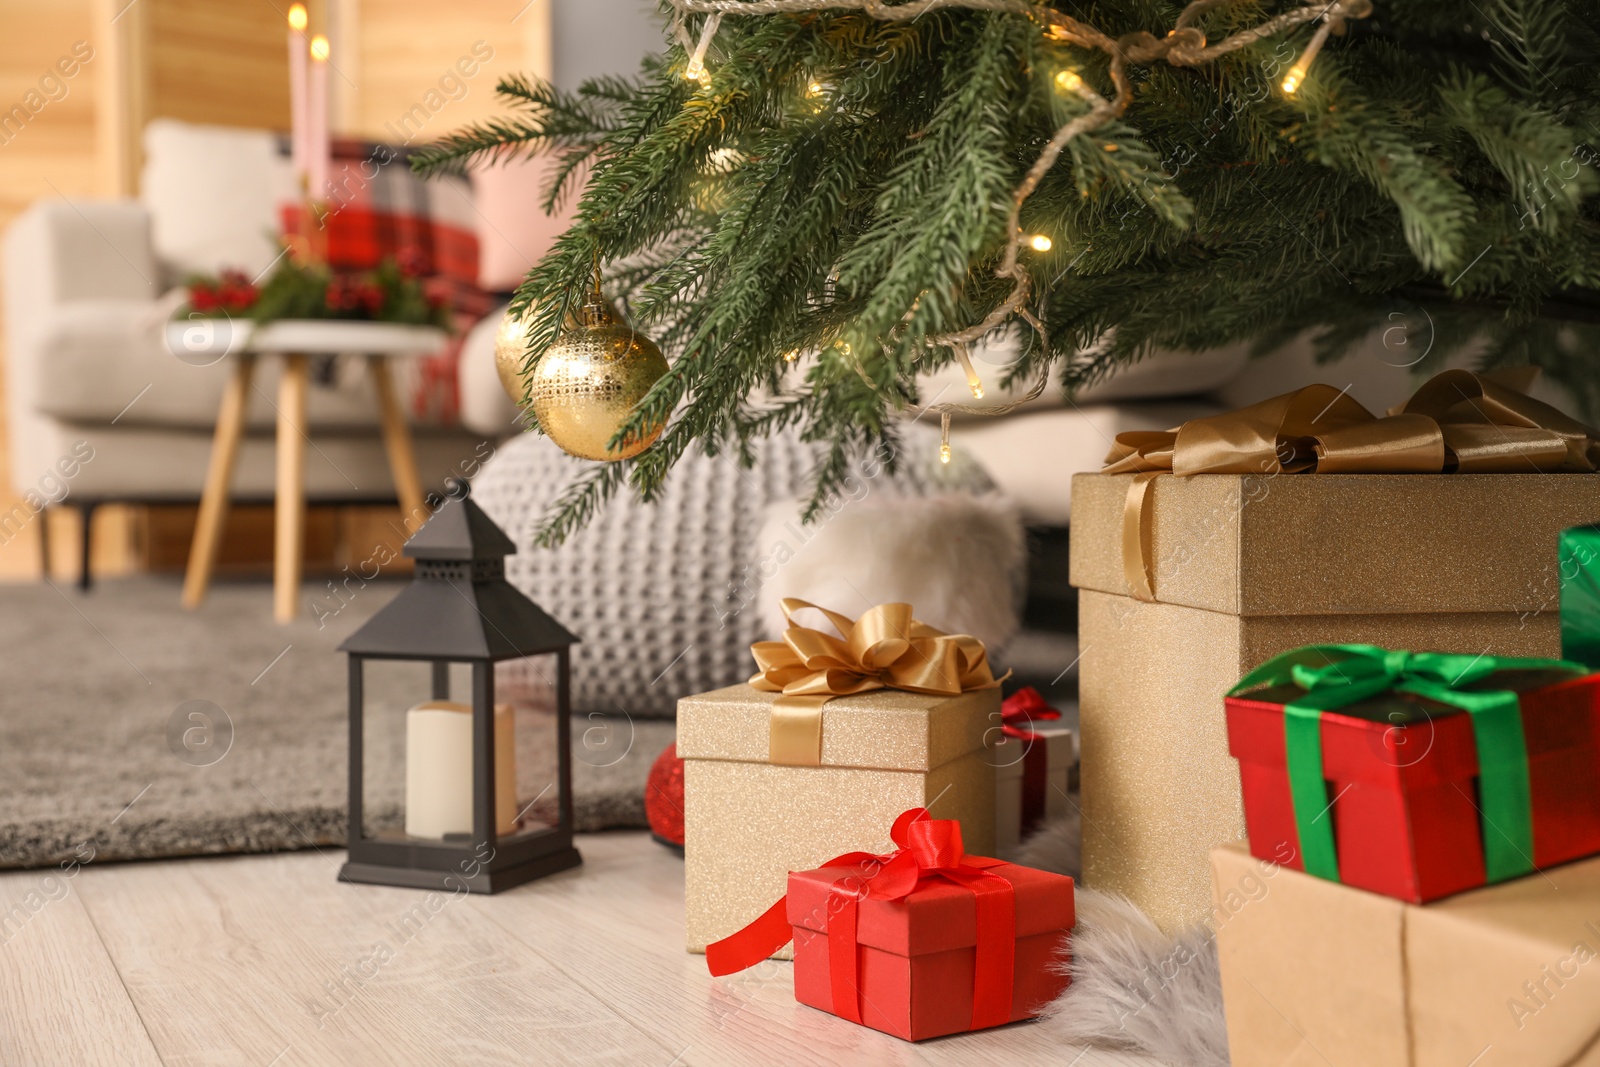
749;599;1004;766
1101;369;1600;601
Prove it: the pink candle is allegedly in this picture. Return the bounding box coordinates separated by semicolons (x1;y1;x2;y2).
308;34;331;203
287;5;308;191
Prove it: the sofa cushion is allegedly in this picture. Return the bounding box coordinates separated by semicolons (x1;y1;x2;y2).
141;119;296;282
32;299;459;432
473;154;578;292
20;419;492;502
949;401;1223;526
919;335;1250;412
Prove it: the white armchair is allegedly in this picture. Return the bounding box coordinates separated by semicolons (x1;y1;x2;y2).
3;197;494;587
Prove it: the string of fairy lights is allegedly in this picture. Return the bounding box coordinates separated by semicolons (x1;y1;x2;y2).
663;0;1375;463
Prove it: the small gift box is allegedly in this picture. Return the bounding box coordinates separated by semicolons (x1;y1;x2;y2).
680;600;1003;955
993;687;1077;856
1226;643;1600;903
708;808;1074;1041
1562;526;1600;671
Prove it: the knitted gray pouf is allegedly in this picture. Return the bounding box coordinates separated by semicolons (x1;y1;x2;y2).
469;422;997;719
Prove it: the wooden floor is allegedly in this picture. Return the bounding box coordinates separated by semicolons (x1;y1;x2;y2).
0;832;1155;1066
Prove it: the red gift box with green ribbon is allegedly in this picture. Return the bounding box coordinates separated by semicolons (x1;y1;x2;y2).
705;808;1074;1041
1226;644;1600;903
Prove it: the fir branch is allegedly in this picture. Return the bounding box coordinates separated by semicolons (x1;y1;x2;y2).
411;0;1600;545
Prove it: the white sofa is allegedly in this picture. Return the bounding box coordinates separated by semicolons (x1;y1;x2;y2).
3;121;503;586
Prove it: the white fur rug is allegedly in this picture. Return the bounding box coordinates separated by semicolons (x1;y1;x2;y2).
1020;812;1231;1067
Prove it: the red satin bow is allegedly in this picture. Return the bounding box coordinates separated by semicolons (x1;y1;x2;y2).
1001;686;1062;743
706;809;1017;1031
1001;688;1064;835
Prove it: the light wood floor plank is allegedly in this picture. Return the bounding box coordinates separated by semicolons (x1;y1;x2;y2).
0;866;163;1066
74;848;673;1066
466;832;1160;1067
18;833;1161;1067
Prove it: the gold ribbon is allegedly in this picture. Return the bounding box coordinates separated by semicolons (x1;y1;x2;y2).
749;599;1005;766
1101;369;1600;601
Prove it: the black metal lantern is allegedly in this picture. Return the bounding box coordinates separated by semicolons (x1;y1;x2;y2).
337;494;581;892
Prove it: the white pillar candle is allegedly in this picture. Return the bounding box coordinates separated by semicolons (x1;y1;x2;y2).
404;700;519;839
287;4;309;191
307;34;331;203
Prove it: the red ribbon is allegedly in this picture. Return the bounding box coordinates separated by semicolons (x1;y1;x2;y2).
1001;687;1062;834
706;808;1018;1031
1001;686;1061;743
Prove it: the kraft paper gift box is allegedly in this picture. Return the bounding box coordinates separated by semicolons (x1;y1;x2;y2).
678;684;998;955
1213;842;1600;1067
1071;470;1600;932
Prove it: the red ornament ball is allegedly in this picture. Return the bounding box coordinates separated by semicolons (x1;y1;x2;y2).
645;742;685;852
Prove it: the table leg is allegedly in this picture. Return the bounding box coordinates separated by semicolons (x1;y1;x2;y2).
183;356;256;609
368;358;427;533
274;354;310;623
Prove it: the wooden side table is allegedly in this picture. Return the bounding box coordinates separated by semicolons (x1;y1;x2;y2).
173;320;448;622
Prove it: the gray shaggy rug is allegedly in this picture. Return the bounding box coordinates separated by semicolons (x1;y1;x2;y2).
1021;810;1231;1067
0;577;671;870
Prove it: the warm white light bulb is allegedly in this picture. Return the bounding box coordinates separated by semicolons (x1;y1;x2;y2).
939;443;951;465
310;34;330;61
288;3;308;31
1055;69;1081;92
1029;234;1053;252
684;12;721;86
954;344;984;400
1282;21;1333;96
806;81;824;97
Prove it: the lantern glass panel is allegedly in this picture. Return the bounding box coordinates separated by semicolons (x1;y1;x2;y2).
360;657;536;846
495;652;564;840
356;657;434;842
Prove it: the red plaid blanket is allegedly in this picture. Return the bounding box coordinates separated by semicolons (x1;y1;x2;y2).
279;137;494;425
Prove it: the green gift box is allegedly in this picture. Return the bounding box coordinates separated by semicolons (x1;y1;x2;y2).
1562;526;1600;671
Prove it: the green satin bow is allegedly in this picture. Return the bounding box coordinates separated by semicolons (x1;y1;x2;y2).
1230;644;1589;885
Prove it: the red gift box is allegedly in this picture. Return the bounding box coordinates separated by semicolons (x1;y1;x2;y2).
707;808;1074;1041
1227;650;1600;904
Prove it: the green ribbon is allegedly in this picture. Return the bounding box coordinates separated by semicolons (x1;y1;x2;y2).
1562;527;1600;672
1229;644;1589;885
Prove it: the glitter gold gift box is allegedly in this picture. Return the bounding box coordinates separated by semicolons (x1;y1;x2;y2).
678;683;998;955
1071;470;1600;933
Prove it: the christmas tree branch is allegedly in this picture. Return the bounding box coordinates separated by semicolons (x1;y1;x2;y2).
417;0;1600;544
668;0;1373;390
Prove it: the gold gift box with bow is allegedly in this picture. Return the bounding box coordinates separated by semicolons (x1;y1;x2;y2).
1070;370;1600;934
679;601;1003;955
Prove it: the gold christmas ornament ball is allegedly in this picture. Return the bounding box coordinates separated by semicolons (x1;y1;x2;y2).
493;301;617;405
493;311;534;404
528;297;669;462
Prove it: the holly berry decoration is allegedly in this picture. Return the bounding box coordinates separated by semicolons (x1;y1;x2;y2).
186;269;259;314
